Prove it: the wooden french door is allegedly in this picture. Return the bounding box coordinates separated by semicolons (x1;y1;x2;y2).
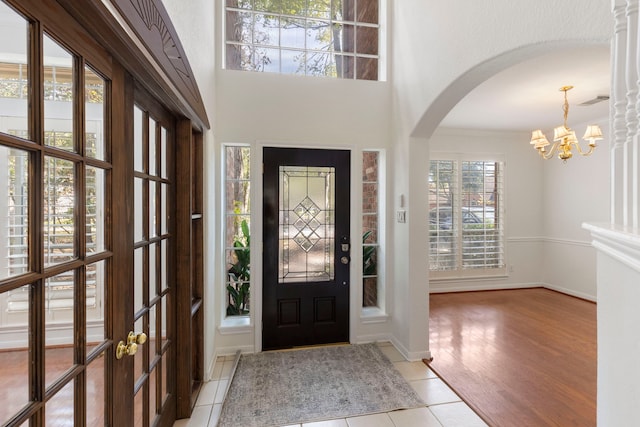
0;1;176;426
262;148;351;350
126;87;176;426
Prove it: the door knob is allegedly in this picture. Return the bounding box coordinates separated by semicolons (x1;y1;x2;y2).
115;331;148;359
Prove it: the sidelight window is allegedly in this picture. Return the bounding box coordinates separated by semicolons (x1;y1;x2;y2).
362;150;379;307
224;145;251;316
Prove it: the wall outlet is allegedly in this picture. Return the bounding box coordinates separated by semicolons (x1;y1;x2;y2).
397;210;406;223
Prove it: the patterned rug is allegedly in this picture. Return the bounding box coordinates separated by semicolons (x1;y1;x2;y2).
217;343;425;427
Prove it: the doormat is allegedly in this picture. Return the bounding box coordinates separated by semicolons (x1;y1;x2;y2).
217;343;425;427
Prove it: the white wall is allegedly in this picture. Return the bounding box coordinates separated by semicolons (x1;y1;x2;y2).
541;116;610;300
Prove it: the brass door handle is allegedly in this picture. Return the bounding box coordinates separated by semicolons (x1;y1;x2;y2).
115;331;148;359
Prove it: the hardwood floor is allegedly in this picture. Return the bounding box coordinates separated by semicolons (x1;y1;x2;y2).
427;288;596;427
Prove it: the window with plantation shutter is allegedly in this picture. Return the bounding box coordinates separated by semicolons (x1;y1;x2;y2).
428;155;506;278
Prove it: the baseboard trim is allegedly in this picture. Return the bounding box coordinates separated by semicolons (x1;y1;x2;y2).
391;336;431;362
541;283;596;302
429;282;540;294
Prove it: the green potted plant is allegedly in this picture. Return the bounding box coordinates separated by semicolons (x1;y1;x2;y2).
227;219;250;315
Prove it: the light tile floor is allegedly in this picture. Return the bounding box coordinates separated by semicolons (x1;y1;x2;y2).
172;342;487;427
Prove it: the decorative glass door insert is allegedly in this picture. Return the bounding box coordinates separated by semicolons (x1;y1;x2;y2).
279;166;335;283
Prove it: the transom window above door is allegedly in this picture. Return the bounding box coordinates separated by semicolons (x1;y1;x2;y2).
224;0;380;80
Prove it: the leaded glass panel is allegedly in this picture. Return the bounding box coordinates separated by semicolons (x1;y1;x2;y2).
278;166;335;283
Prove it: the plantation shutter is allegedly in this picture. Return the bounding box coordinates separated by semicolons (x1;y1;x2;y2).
429;155;506;278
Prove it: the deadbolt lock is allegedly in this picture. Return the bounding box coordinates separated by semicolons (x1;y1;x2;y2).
115;331;148;360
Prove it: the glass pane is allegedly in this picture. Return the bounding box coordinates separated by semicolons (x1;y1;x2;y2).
149;243;156;299
44;34;74;152
334;54;354;79
134;177;144;242
356;56;377;80
226;215;250;248
306;19;331;51
161;183;168;235
0;2;28;137
0;284;31;424
357;0;379;24
149;180;156;238
134;106;144;172
149;117;156;176
161;353;168;408
333;0;355;21
86;352;105;426
44;157;75;267
45;272;75;388
86;260;106;350
225;10;253;44
161;295;167;348
279;166;335;283
160;239;168;292
280;18;305;49
1;147;29;280
134;247;144;314
149;303;157;358
160;127;167;178
257;47;280;73
362;151;378;181
225;182;250;215
85;66;105;160
305;51;333;76
134;386;143;427
226;146;250;180
254;14;279;45
45;380;73;426
134;316;144;380
308;0;331;19
334;23;354;53
86;166;105;254
149;366;158;421
363;276;377;307
362;183;377;214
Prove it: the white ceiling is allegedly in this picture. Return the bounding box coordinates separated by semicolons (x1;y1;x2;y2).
439;46;611;133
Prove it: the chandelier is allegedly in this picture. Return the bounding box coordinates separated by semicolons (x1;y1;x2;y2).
529;85;603;162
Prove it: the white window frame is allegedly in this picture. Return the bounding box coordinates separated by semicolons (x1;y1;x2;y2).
223;0;382;80
360;148;387;320
221;143;252;322
429;153;507;280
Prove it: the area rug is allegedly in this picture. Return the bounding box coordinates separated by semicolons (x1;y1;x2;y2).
217;343;425;427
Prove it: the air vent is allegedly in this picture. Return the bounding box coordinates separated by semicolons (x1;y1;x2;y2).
578;95;610;106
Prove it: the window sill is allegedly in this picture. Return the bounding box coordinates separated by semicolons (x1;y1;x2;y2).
218;316;252;335
430;272;509;283
360;307;389;324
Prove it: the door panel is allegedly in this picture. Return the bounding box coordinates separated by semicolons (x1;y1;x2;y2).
132;89;175;426
0;1;113;425
263;148;350;350
0;1;179;425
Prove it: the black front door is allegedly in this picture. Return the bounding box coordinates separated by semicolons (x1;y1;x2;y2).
263;148;350;350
